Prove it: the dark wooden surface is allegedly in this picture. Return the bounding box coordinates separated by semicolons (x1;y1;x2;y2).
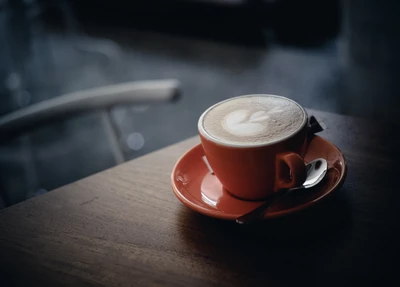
0;109;399;287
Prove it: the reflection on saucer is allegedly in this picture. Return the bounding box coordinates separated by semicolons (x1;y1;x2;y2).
200;173;222;208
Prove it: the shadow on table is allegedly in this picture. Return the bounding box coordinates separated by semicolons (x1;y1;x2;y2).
177;188;352;285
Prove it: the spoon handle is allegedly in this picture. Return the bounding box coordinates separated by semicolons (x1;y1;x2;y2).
236;188;299;224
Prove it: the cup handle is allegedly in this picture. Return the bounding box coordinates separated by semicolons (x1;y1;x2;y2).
275;152;307;190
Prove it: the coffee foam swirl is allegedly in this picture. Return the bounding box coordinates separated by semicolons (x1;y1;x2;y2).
200;95;306;146
222;107;284;137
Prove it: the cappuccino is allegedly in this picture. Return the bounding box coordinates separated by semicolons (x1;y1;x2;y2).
199;95;306;146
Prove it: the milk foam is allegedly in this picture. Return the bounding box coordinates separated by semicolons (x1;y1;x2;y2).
201;95;306;146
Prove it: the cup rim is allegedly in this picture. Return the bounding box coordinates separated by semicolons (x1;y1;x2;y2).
198;94;308;148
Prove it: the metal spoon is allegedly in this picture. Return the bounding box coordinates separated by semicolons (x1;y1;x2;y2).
236;158;328;224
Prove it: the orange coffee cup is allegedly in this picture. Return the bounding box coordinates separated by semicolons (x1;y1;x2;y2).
198;95;308;200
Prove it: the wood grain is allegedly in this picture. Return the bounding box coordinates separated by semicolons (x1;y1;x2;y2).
1;109;400;287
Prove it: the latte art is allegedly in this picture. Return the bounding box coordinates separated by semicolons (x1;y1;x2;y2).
222;107;284;137
199;95;306;146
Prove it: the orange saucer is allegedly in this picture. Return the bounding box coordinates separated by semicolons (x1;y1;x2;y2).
171;136;347;220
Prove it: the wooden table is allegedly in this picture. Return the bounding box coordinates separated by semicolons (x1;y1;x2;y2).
1;110;399;287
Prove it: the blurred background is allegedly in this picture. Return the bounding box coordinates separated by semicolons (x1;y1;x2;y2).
0;0;399;208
